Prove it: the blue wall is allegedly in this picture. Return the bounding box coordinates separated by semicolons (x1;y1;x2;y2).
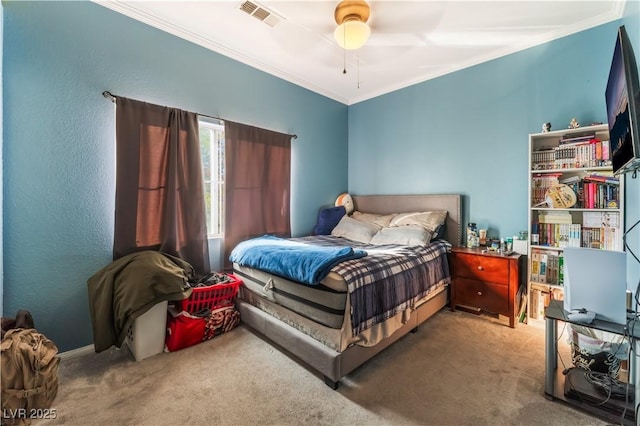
349;21;623;241
2;2;347;351
3;2;639;353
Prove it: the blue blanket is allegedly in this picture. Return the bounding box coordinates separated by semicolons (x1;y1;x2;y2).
229;235;367;285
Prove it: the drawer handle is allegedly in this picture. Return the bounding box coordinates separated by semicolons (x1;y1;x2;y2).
477;266;484;271
477;291;483;296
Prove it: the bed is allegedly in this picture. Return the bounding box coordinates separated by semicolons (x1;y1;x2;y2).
233;194;462;389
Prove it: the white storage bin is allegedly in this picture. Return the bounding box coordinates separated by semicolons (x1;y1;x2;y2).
125;300;168;361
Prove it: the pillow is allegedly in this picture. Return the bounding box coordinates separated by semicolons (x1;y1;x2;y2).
351;211;396;229
370;226;432;246
432;222;447;240
331;216;379;243
389;210;448;233
313;206;346;235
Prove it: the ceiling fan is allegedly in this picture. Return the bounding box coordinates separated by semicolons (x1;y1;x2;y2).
263;0;447;77
333;0;371;50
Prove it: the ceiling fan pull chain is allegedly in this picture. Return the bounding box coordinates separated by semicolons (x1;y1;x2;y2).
343;49;347;74
343;25;347;74
357;50;360;88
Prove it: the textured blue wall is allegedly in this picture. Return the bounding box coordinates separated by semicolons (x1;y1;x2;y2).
348;21;624;241
3;2;640;353
3;2;347;351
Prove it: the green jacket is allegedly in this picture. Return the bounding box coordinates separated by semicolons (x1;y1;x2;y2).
87;251;194;353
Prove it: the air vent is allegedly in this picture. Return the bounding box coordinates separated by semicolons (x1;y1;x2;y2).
238;1;283;27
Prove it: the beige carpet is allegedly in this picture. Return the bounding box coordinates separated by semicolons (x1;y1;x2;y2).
35;309;609;426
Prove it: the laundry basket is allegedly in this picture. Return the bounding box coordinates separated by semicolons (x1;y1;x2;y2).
125;300;168;361
179;273;242;314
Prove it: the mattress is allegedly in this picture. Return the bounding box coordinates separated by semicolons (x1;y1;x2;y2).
233;264;347;329
238;279;448;352
232;234;452;354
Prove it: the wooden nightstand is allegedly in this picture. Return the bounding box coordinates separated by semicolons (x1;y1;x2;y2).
450;247;522;328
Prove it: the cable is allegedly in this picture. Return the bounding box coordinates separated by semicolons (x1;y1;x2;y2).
624;218;640;266
559;307;634;423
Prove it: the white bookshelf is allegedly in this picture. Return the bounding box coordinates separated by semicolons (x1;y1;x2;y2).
526;124;625;321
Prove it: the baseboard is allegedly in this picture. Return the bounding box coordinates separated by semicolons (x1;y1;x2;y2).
59;344;95;361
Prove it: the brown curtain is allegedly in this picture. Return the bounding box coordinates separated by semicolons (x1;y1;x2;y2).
113;97;210;275
223;121;292;269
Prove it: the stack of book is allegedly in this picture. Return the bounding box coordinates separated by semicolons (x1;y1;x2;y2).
582;211;621;250
532;217;581;248
529;286;563;320
551;173;619;209
530;248;564;285
531;134;612;171
531;173;562;205
557;132;611;169
532;211;620;249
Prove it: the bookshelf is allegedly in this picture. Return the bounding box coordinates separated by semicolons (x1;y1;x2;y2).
527;124;625;321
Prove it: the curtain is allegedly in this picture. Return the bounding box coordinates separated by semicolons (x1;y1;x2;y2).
113;97;210;275
224;121;292;269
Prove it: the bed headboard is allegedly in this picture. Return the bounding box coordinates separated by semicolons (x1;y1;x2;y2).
351;194;462;246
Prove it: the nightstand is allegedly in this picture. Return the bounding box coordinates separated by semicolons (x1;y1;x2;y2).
450;247;523;328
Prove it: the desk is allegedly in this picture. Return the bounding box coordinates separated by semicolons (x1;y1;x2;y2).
545;299;639;425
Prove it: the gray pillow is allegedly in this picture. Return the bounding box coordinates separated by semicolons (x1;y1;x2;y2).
389;210;448;233
331;216;379;243
351;211;396;229
370;226;432;246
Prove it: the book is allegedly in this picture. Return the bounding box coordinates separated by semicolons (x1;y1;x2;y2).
517;293;528;323
538;290;549;318
583;174;619;185
602;140;611;162
530;288;540;319
531;250;540;282
560;131;596;144
546;252;555;284
583;211;619;228
557;253;564;286
539;252;548;283
560;175;581;185
538;212;572;224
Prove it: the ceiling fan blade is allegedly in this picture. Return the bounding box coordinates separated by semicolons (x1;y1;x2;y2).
368;1;447;34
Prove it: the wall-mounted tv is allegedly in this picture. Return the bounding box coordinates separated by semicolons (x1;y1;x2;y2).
605;25;640;176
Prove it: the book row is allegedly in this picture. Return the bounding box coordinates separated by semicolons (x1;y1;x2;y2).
531;174;619;208
535;210;620;226
531;139;611;170
530;249;564;286
531;220;621;251
563;181;620;209
529;287;564;320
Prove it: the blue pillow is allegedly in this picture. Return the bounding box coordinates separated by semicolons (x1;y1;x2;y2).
433;222;447;240
313;206;346;235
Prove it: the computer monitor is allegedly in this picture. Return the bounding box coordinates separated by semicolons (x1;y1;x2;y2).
563;247;627;325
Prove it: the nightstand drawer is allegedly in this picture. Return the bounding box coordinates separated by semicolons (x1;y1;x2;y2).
455;277;509;314
454;253;509;285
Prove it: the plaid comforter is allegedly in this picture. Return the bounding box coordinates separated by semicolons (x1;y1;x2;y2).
293;236;451;336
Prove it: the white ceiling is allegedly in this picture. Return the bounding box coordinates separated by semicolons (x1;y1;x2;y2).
95;1;625;105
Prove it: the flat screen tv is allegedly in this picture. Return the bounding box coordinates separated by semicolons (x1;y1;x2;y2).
605;25;640;176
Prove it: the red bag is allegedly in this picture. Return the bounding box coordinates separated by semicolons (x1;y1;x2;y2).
165;311;205;352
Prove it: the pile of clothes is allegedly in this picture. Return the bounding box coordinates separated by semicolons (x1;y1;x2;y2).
188;271;236;288
167;271;241;352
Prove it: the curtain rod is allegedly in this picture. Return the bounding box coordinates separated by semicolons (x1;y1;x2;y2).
102;91;297;139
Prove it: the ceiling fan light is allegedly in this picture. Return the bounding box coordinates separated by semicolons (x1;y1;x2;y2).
334;20;370;50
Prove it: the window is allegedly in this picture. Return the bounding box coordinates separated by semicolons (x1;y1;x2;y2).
199;118;225;237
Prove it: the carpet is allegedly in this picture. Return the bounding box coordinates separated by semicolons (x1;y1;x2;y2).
34;309;608;425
